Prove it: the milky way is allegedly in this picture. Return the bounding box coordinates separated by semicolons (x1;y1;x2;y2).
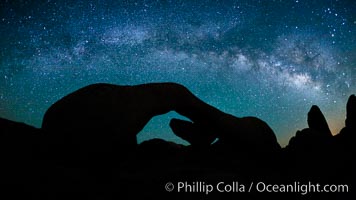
1;0;355;146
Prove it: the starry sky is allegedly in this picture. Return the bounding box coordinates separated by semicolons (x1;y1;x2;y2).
0;0;355;146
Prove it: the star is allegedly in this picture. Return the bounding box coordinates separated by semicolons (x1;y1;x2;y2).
0;0;354;146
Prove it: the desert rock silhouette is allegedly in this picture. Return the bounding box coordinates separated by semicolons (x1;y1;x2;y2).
42;82;281;161
0;82;352;199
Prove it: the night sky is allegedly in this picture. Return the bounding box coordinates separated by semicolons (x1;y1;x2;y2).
1;0;355;146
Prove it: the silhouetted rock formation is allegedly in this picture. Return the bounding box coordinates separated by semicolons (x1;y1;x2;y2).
41;83;191;161
0;117;40;136
42;82;281;161
137;138;184;160
335;94;355;141
284;95;354;185
0;117;44;158
285;105;334;166
307;105;332;137
286;105;332;153
345;94;355;130
334;94;355;153
169;118;216;147
0;84;353;199
333;95;354;171
0;118;50;199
